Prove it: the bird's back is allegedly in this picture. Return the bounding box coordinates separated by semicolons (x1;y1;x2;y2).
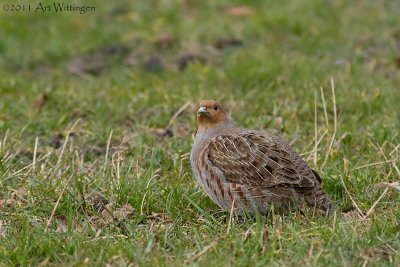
191;126;334;214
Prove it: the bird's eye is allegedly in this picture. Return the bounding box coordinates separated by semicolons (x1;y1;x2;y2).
214;106;218;110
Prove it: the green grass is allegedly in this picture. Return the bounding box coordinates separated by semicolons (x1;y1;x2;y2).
1;0;400;266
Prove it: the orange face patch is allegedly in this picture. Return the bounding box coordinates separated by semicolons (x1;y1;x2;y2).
197;100;226;126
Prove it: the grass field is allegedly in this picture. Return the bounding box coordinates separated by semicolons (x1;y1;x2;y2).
1;0;400;266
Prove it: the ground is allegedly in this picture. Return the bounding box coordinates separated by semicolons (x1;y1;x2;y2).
0;0;400;266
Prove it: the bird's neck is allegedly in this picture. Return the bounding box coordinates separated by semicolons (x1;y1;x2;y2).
195;119;233;142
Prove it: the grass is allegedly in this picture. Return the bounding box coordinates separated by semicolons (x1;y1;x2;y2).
1;0;400;266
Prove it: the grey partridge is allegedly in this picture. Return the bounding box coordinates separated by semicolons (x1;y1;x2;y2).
190;100;334;215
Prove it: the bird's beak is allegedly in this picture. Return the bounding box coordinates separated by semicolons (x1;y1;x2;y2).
197;106;208;114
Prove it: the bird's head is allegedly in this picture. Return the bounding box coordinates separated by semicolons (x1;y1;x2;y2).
196;100;231;132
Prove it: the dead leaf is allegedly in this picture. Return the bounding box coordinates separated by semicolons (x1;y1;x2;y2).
0;198;17;208
67;44;130;77
224;6;254;17
143;56;164;72
375;181;400;192
10;188;28;205
49;133;64;149
154;35;177;49
176;53;207;71
68;54;105;76
100;203;115;223
123;52;138;66
55;215;82;233
87;191;110;212
0;220;6;238
33;94;48;111
96;203;135;227
113;204;136;220
82;145;105;157
147;212;171;223
102;45;129;55
176;126;190;138
394;57;400;69
361;246;393;261
214;38;243;50
343;210;363;221
71;109;88;120
150;127;173;138
0;189;25;208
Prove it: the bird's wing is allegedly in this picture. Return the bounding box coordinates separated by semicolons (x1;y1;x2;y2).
201;131;317;188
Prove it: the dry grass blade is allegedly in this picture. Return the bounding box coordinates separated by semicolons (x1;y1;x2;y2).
166;101;192;129
313;92;318;166
227;198;236;234
12;152;52;176
320;87;329;128
375;181;400;192
185;241;218;263
33;137;39;166
0;220;4;238
322;78;337;169
306;130;327;161
224;6;254;17
362;187;389;220
375;142;400;177
339;175;364;218
140;169;161;215
387;181;400;191
350;159;399;171
0;129;9;152
57;119;81;166
45;174;75;233
104;130;113;173
390;144;399;157
302;148;322;157
83;234;128;243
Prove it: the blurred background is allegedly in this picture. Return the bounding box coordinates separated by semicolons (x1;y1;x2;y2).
1;1;400;265
1;0;399;141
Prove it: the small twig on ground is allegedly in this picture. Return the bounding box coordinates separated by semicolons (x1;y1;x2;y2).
166;102;191;129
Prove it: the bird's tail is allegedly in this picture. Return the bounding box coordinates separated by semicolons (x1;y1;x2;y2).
304;186;336;214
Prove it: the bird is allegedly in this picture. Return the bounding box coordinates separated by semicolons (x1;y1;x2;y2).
190;100;334;215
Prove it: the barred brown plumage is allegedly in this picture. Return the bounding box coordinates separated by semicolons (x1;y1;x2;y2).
190;100;334;215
